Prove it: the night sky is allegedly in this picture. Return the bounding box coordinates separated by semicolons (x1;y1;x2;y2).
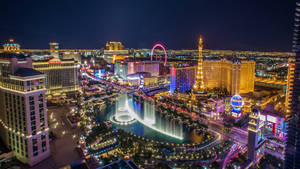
0;0;295;51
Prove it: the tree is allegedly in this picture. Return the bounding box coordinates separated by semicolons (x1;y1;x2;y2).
211;161;220;169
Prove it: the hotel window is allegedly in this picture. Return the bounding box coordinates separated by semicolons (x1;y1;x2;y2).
42;146;47;152
42;141;46;147
30;116;35;121
31;120;36;126
26;81;30;91
29;96;34;104
31;126;36;134
33;147;38;156
30;105;34;111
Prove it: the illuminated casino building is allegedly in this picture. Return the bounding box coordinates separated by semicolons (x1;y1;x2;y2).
0;53;50;166
285;57;295;115
191;36;255;97
32;57;79;96
105;41;124;51
128;61;159;77
203;58;255;95
248;108;265;166
61;52;82;64
103;42;128;64
2;39;21;53
170;64;196;94
170;58;255;95
115;60;160;80
127;72;158;88
259;112;286;138
114;60;128;79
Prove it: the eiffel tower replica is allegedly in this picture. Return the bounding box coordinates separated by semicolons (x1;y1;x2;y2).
191;35;207;102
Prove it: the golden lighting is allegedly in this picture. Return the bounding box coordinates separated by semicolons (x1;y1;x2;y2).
193;35;206;94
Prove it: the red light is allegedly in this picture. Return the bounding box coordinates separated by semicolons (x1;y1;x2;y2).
291;64;295;68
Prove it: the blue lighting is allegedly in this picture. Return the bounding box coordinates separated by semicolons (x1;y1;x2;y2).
230;94;244;111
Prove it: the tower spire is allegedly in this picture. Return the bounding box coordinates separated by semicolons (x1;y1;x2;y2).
193;35;205;94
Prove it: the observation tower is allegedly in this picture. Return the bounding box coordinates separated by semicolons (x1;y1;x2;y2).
192;35;207;100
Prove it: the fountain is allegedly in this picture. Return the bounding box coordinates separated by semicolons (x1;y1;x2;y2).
128;94;184;140
109;93;184;140
143;100;155;125
110;94;136;125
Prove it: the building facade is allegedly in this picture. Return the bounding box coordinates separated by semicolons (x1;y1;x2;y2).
285;57;295;115
128;61;159;77
284;2;300;168
170;58;255;95
32;57;79;96
170;65;196;94
127;72;158;88
114;60;129;80
115;60;160;80
105;41;124;51
203;58;255;95
248;108;265;165
0;53;50;166
49;42;59;57
2;39;21;53
104;42;128;64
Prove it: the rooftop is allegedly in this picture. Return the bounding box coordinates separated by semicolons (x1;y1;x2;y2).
33;56;75;63
14;68;43;77
0;53;28;59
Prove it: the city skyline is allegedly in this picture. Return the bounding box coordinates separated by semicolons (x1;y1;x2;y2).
0;1;297;169
0;0;295;51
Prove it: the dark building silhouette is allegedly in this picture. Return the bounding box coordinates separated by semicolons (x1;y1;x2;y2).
284;1;300;169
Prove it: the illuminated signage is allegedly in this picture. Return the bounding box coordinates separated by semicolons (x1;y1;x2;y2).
232;111;241;118
267;115;277;123
49;58;62;64
259;114;266;121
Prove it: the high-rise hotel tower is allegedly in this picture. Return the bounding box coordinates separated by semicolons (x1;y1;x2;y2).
284;1;300;169
0;53;50;166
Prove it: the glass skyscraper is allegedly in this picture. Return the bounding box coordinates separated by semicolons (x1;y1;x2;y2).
284;2;300;169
